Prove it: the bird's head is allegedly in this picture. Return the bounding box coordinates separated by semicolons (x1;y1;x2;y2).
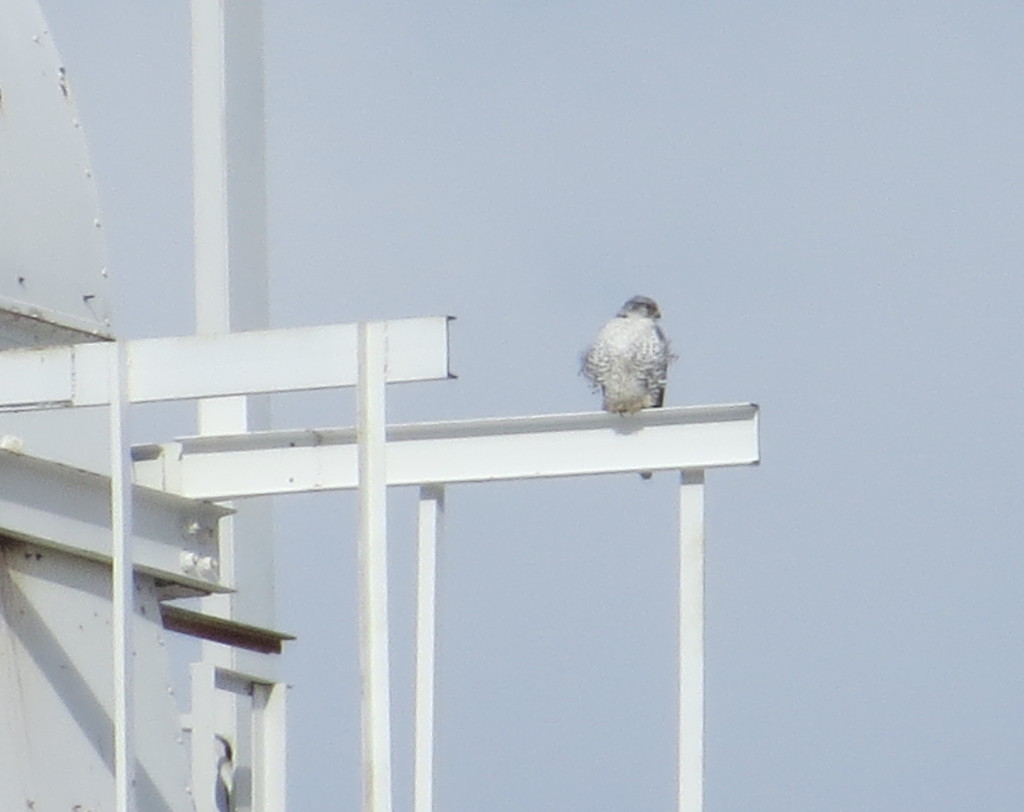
617;295;661;319
214;734;233;763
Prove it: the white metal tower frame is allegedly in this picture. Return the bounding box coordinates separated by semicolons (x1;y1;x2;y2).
190;3;275;807
0;319;758;812
132;357;759;812
0;317;452;810
0;2;761;810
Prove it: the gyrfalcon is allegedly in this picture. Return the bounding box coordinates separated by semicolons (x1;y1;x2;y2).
582;295;673;415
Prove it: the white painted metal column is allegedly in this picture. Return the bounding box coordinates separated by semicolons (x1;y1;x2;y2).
678;469;705;812
252;680;288;810
192;0;268;343
110;340;136;812
191;0;274;806
415;485;445;812
190;0;271;615
357;322;393;811
187;663;219;812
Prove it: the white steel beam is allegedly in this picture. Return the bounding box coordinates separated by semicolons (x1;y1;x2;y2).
110;341;135;812
252;679;288;812
0;448;231;593
415;485;444;812
358;322;394;812
678;470;705;812
134;404;759;500
0;317;452;410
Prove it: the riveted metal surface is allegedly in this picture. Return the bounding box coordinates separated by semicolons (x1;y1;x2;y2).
0;0;111;346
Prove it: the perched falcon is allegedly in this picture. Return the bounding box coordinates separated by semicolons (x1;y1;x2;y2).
582;295;673;414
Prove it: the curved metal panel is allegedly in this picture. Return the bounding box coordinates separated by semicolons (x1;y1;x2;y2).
0;0;111;346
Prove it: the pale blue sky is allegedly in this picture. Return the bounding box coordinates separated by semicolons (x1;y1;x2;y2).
42;1;1024;809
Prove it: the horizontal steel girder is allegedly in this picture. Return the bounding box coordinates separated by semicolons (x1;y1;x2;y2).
0;448;231;591
0;316;452;410
133;403;759;500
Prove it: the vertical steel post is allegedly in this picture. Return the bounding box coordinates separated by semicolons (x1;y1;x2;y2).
357;322;393;811
678;469;705;812
192;0;268;343
110;341;135;812
415;485;445;812
252;681;288;811
188;663;219;812
191;0;271;609
191;1;273;805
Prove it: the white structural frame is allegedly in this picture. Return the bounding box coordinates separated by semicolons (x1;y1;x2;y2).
402;444;743;812
132;403;757;498
184;663;288;812
0;316;451;812
190;3;277;806
0;319;754;812
4;3;757;809
134;394;759;812
0;449;229;592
